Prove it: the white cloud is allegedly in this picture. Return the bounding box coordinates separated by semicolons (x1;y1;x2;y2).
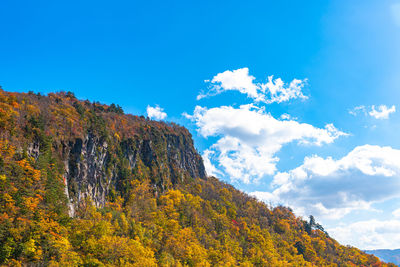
260;76;308;104
197;68;307;104
186;104;346;183
348;105;366;116
202;149;223;177
369;105;396;119
252;145;400;219
328;219;400;250
198;68;258;100
280;113;296;120
349;104;396;120
391;3;400;27
393;208;400;218
146;105;167;120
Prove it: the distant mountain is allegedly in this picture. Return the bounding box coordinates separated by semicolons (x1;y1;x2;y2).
0;88;395;266
365;249;400;265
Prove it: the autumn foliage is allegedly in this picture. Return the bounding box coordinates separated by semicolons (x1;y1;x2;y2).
0;88;395;266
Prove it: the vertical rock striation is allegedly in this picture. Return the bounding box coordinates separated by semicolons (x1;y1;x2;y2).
58;130;206;216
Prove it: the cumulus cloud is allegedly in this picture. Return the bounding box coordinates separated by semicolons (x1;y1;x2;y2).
328;219;400;250
348;105;366;116
369;105;396;119
192;68;400;249
202;149;223;177
146;105;167;120
251;145;400;219
197;68;307;104
198;68;258;100
186;104;346;183
260;76;308;104
280;113;296;120
349;104;396;120
393;208;400;218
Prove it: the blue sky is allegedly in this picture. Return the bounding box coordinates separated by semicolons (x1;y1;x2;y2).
2;0;400;249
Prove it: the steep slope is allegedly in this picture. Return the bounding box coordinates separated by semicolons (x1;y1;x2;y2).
0;89;205;217
0;88;395;266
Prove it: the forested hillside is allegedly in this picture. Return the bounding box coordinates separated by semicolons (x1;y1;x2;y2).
0;88;395;266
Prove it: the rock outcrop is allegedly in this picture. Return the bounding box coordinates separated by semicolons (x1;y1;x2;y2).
58;129;205;216
1;91;207;216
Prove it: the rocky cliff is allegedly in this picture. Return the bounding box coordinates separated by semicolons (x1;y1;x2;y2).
61;130;205;216
0;88;392;266
1;89;205;216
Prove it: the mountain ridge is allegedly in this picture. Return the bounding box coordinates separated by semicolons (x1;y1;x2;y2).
365;249;400;266
0;88;395;266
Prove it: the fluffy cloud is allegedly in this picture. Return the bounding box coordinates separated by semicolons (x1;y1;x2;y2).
328;219;400;250
146;105;167;120
393;208;400;218
197;68;307;104
348;105;366;116
252;145;400;219
186;104;346;183
260;76;307;104
280;113;296;120
369;105;396;119
202;149;223;177
349;104;396;119
198;68;258;100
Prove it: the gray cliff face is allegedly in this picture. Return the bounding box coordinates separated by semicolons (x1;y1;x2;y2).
62;133;110;216
55;130;205;216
